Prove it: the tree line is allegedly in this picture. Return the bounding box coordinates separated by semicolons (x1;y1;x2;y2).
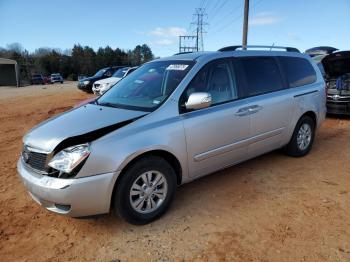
0;43;155;83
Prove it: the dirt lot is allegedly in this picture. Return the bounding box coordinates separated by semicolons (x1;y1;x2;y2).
0;82;349;261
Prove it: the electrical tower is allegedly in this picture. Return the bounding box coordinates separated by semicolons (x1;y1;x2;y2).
178;35;198;53
192;8;208;52
179;7;208;53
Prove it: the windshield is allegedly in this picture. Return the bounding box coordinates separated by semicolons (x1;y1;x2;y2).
93;68;107;77
98;60;194;111
112;68;129;78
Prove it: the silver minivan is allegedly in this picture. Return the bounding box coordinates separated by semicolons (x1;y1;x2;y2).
18;46;326;224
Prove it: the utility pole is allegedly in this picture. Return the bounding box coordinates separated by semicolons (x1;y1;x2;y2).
242;0;249;50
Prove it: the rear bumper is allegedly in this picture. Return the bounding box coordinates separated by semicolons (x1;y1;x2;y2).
17;159;119;217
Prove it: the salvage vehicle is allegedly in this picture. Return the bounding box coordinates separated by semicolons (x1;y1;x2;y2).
321;51;350;115
18;46;326;224
92;66;138;96
77;66;124;93
51;73;64;84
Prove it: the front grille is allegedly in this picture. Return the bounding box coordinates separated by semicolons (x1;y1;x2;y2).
22;146;49;173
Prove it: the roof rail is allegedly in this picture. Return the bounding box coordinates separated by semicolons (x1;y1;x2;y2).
173;51;194;56
218;45;300;53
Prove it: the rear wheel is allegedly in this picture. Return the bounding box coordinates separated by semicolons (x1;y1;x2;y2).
285;115;315;157
114;156;177;224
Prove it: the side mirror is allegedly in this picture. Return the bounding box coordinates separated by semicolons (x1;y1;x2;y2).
185;92;212;110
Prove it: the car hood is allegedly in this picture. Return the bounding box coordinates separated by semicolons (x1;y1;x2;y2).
23;104;147;153
94;77;122;85
322;51;350;78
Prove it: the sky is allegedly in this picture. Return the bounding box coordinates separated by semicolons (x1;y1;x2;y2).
0;0;349;57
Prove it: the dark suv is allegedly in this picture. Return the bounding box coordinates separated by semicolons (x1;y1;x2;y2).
320;51;350;115
77;66;124;93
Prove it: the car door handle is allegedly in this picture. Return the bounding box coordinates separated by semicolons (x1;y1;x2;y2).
235;107;251;116
235;105;263;116
247;105;263;114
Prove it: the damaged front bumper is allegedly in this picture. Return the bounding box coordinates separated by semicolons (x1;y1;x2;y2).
17;158;119;217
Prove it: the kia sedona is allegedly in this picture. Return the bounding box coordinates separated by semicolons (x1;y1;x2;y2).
18;45;326;224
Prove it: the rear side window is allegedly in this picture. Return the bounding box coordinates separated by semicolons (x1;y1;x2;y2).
278;56;317;88
239;57;285;96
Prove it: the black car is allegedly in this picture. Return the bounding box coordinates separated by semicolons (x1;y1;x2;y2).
318;51;350;115
31;74;45;85
77;66;124;93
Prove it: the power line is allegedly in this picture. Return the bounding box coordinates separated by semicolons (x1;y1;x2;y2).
209;2;244;30
208;0;263;37
208;0;229;23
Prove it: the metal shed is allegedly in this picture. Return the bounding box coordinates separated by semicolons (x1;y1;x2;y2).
0;58;19;87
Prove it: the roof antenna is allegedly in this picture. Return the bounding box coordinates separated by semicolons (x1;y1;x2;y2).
269;43;275;51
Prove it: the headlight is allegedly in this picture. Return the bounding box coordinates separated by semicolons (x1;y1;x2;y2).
48;144;90;173
83;80;90;85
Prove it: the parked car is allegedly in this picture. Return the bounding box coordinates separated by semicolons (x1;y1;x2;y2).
318;51;350;115
77;66;124;93
18;46;326;224
92;66;138;96
31;74;45;85
51;73;64;84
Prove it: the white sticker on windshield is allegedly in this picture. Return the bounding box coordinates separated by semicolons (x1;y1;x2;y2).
153;100;160;104
166;64;189;71
134;79;144;84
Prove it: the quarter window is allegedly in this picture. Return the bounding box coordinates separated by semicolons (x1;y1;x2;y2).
181;60;238;109
240;57;285;96
278;56;317;88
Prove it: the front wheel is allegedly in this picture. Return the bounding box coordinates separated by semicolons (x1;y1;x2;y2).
114;156;177;224
284;115;315;157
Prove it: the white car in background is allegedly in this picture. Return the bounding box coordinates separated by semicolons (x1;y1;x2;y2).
92;66;138;95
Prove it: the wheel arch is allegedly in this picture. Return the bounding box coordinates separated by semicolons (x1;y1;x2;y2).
110;149;183;210
301;110;317;126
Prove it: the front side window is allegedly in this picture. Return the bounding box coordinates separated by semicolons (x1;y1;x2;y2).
98;60;194;111
240;57;285;96
181;59;238;109
279;56;317;87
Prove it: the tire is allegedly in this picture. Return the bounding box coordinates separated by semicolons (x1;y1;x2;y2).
114;156;177;225
284;115;315;157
